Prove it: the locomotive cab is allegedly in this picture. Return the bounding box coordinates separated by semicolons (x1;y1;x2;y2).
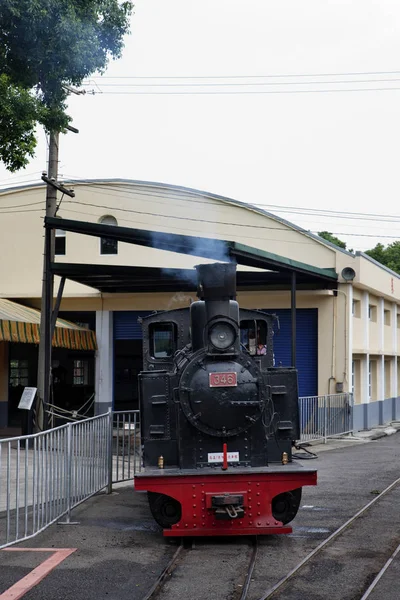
136;262;317;536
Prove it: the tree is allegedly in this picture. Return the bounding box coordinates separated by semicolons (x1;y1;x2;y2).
0;0;133;171
0;75;42;171
318;231;350;251
366;242;400;274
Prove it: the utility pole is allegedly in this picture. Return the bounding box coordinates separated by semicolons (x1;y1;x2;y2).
36;87;83;431
36;131;59;430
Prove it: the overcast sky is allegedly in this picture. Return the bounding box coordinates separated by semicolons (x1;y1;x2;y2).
2;0;400;251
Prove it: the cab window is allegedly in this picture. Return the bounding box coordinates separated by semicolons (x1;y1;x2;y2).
149;322;177;358
240;320;267;356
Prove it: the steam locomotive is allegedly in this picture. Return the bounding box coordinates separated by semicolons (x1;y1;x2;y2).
134;263;317;536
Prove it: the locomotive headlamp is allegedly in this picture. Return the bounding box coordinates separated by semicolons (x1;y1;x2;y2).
209;322;236;350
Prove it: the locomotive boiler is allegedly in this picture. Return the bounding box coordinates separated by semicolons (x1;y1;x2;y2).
134;262;317;536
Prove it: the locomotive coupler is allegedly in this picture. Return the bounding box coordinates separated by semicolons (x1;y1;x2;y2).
211;494;245;520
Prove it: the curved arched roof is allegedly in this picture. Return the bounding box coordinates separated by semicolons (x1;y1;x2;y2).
0;178;353;256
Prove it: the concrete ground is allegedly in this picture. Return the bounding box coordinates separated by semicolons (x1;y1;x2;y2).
0;425;399;599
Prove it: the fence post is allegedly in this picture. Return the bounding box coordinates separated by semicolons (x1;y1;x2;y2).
65;423;72;523
107;408;113;494
323;395;328;444
350;392;354;434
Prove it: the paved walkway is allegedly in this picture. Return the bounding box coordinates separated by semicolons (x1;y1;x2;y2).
308;420;400;454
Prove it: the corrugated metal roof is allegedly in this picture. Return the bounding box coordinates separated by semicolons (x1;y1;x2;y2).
51;263;334;294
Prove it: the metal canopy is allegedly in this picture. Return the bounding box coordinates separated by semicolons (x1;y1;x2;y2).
45;217;337;282
41;216;337;416
51;263;335;294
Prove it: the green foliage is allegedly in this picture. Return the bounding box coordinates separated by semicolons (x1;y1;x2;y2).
0;0;133;170
366;242;400;274
0;75;41;171
318;231;348;250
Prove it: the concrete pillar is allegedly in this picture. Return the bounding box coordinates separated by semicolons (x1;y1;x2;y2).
362;353;370;405
379;298;384;353
392;302;397;398
346;283;353;392
0;342;9;428
95;311;113;415
377;299;384;402
377;356;385;402
362;291;369;350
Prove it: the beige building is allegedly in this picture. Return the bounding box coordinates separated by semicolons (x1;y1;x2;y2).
0;179;399;431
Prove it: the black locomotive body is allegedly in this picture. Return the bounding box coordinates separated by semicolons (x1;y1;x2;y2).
134;263;317;537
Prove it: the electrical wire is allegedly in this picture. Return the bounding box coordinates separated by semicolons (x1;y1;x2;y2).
90;87;400;95
60;206;317;245
0;172;43;186
56;182;400;241
0;200;44;210
63;179;400;225
81;77;400;88
0;208;44;214
62;200;400;240
88;69;400;79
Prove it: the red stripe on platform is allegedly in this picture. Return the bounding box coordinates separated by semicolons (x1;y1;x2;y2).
0;548;76;600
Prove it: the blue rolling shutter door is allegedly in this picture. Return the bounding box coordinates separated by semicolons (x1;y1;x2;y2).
114;311;152;340
268;308;318;397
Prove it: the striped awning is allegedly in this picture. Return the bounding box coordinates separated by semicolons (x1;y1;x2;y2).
0;299;97;350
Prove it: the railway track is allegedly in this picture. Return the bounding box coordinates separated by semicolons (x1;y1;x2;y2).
238;538;258;600
141;540;193;600
359;541;400;600
141;537;259;600
141;476;400;600
256;476;400;600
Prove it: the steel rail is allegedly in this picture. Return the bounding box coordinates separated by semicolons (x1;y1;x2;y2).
239;537;259;600
257;476;400;599
360;542;400;599
141;540;192;600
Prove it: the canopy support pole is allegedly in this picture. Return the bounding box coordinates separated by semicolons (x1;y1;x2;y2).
43;226;53;428
50;276;66;339
291;271;296;368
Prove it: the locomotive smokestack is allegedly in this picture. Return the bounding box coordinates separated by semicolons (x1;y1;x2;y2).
192;263;240;354
195;263;237;301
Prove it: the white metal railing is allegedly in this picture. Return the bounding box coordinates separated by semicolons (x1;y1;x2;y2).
0;413;112;549
299;393;354;443
109;411;141;489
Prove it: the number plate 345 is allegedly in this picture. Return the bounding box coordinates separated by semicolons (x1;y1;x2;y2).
209;372;237;387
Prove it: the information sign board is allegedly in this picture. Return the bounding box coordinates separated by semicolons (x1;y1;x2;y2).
18;387;37;411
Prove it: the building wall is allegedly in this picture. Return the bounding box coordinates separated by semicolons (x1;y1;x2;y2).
2;180;400;429
0;181;337;298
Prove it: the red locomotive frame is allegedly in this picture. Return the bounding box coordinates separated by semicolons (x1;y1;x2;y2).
135;467;317;537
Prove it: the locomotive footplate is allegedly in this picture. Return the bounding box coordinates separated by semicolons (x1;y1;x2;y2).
135;466;317;537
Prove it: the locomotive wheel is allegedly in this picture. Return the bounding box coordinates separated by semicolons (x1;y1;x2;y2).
271;488;302;525
147;492;182;528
